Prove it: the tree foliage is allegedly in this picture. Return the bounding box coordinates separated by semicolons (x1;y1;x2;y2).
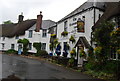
17;38;29;55
3;20;13;24
33;42;41;51
49;38;59;51
93;21;114;47
93;21;115;60
33;42;41;56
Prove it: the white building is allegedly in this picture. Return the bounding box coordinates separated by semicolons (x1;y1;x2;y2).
0;12;56;54
1;1;119;60
56;2;105;58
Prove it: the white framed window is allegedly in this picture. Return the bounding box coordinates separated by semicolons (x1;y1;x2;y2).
11;44;15;50
41;43;46;50
2;43;5;50
64;21;68;31
28;30;33;38
110;48;120;60
42;30;47;37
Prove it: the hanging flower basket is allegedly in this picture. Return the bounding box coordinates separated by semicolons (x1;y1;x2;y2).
69;36;76;43
51;34;56;38
70;48;76;57
61;31;68;37
79;49;86;58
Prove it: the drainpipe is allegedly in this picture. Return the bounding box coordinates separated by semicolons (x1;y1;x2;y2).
91;1;96;46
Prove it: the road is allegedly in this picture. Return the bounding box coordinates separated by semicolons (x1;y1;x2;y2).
2;54;105;81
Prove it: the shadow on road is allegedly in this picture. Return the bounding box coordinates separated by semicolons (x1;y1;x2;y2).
1;74;106;81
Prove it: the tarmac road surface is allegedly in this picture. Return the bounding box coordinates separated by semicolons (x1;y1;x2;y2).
2;54;105;81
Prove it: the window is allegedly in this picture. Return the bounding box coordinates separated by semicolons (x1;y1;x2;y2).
28;30;33;38
115;16;120;27
110;48;120;60
2;43;5;50
2;37;5;41
11;44;15;50
82;16;85;21
15;36;19;39
41;43;46;50
73;18;77;21
42;30;47;37
28;43;32;50
63;42;67;51
64;21;68;31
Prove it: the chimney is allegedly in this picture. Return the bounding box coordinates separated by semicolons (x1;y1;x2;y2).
36;11;43;32
18;12;24;23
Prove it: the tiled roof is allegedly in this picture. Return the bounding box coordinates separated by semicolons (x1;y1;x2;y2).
28;20;56;30
42;20;56;29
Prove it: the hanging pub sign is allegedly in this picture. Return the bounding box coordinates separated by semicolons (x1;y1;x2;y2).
77;21;85;32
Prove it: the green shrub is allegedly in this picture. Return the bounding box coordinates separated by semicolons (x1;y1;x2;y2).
33;42;41;56
68;57;75;67
17;38;29;55
6;49;17;54
35;50;48;57
85;62;94;70
103;61;120;74
33;42;41;50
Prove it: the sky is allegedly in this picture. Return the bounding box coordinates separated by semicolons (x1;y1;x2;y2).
0;0;87;24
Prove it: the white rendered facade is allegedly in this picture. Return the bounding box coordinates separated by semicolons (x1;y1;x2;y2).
57;8;104;57
0;23;51;54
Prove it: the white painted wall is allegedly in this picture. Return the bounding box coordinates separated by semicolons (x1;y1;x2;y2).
57;8;104;57
0;8;104;57
0;24;51;54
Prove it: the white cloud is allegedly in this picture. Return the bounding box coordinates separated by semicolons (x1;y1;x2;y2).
0;0;87;24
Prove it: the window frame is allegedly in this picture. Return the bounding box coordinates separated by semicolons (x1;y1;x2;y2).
41;43;46;50
11;44;15;50
2;43;5;50
42;29;47;37
28;30;33;38
64;21;68;31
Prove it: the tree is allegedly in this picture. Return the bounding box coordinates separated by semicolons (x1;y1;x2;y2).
3;20;13;24
93;21;115;61
33;42;41;56
111;27;120;51
17;38;29;55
